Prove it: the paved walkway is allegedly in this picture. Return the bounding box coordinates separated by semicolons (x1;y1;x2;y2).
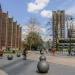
0;51;75;75
0;70;8;75
0;55;23;75
27;51;75;67
0;55;23;67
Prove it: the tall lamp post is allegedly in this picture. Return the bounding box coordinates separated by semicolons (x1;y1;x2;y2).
46;21;52;48
67;17;73;55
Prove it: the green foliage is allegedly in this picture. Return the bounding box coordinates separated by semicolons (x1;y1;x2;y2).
25;31;43;50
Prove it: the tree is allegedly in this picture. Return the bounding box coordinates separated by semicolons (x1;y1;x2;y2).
26;17;42;33
43;39;52;49
24;18;43;50
25;31;43;50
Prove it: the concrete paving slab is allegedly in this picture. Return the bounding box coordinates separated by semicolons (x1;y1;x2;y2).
0;70;8;75
22;61;75;75
2;59;75;75
0;55;23;67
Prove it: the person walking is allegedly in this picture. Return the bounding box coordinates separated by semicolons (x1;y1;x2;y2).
0;49;4;58
22;48;28;60
52;48;56;56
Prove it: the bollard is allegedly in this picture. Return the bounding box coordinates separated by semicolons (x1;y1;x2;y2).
7;55;13;60
39;55;46;61
37;55;49;73
17;53;21;57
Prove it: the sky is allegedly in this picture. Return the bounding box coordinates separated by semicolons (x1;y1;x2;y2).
0;0;75;41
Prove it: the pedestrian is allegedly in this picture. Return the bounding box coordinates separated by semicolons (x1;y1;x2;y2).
45;48;48;54
0;49;4;58
52;48;56;56
40;49;44;55
22;48;28;60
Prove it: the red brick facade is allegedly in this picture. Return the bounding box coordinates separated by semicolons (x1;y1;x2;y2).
0;6;22;50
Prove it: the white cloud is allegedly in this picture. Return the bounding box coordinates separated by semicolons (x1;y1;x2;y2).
42;34;52;41
66;5;75;15
22;25;28;40
27;0;50;12
40;10;52;18
41;27;46;33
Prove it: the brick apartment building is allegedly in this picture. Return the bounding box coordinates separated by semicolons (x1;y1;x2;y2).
0;5;22;50
52;10;65;50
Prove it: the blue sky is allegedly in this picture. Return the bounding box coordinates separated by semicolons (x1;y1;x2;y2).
0;0;75;40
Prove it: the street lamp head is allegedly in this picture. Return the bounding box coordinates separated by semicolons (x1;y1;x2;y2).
70;17;73;20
